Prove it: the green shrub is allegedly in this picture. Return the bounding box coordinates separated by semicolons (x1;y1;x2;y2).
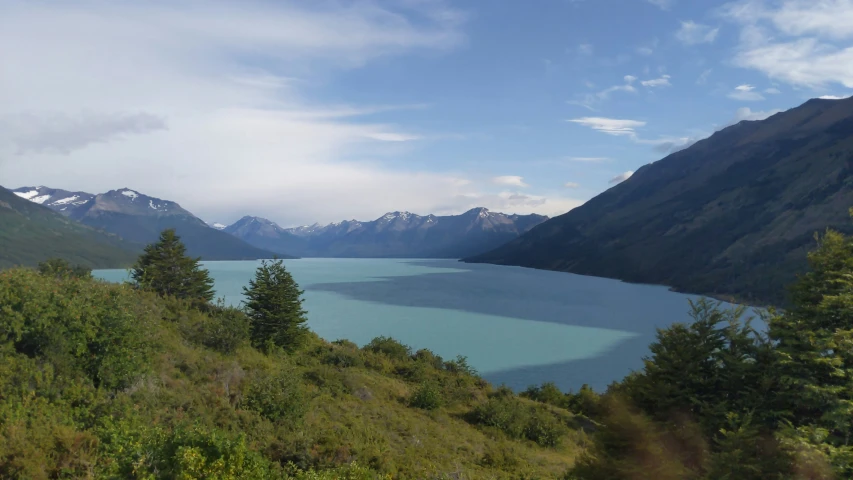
470;394;566;447
443;355;478;377
413;349;445;369
525;409;567;448
364;336;411;361
0;269;155;390
37;258;93;279
244;369;307;426
522;382;567;408
183;305;251;354
322;347;364;369
410;381;443;410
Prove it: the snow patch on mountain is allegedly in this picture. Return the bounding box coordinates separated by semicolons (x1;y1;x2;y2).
121;190;139;200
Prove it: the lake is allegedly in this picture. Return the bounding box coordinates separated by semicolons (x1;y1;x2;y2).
95;259;744;392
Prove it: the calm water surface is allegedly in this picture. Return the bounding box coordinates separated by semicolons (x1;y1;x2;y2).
95;259;740;391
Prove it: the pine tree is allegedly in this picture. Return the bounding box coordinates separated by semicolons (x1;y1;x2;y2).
770;225;853;459
131;229;215;302
243;259;308;351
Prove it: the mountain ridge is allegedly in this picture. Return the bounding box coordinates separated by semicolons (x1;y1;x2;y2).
225;208;549;258
464;96;853;305
12;186;285;261
0;186;138;269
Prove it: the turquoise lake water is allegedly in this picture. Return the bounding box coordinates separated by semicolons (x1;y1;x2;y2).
95;259;740;392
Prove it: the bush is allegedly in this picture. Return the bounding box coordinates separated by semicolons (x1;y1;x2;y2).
0;269;155;390
413;349;445;369
522;382;567;408
37;258;93;279
183;306;251;354
244;369;307;426
363;336;411;361
322;347;364;369
410;381;443;410
470;394;567;448
444;355;478;377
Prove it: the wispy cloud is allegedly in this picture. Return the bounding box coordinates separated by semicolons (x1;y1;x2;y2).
0;0;486;226
0;112;167;155
721;0;853;88
676;21;720;45
818;94;852;99
697;69;713;85
728;84;765;101
641;74;672;87
568;117;647;138
564;182;580;188
647;0;675;10
491;175;529;188
609;171;634;184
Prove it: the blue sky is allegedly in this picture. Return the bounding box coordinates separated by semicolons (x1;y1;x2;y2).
1;0;851;226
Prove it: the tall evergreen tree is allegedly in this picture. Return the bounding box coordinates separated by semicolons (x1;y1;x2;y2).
769;225;853;467
131;229;215;302
243;259;308;351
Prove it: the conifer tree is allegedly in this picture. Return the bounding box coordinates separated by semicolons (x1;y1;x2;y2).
770;225;853;456
131;229;215;302
243;259;308;351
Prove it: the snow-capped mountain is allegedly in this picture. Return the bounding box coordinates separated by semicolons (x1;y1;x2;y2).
12;186;95;214
13;186;283;260
224;208;549;258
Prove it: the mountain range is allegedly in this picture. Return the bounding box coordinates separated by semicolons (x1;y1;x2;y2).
465;96;853;305
12;186;282;261
9;185;545;265
0;187;136;269
223;209;549;258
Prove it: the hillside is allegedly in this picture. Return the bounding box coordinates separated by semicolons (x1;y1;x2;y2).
0;186;137;269
465;96;853;305
13;187;287;261
0;266;585;478
226;208;548;259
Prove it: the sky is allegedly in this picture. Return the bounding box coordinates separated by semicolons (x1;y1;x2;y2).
1;0;852;227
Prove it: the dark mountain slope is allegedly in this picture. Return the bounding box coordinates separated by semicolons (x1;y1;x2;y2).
0;186;137;269
226;209;548;258
464;97;853;305
12;187;286;261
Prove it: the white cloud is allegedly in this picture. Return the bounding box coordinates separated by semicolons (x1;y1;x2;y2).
570;75;639;109
637;46;654;55
734;107;783;121
568;156;609;163
564;182;580;188
609;171;634;184
577;43;594;55
0;1;584;226
818;94;853;99
624;75;638;84
491;176;529;188
676;21;720;45
765;87;781;94
641;74;672;87
0;112;167;154
722;0;853;88
647;0;675;10
727;84;766;101
568;117;646;138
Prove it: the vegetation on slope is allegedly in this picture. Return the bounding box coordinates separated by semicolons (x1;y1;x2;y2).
0;231;587;479
465;97;853;306
0;186;137;270
562;218;853;479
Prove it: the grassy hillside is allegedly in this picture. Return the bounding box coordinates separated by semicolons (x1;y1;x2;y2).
0;186;137;269
0;267;586;479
